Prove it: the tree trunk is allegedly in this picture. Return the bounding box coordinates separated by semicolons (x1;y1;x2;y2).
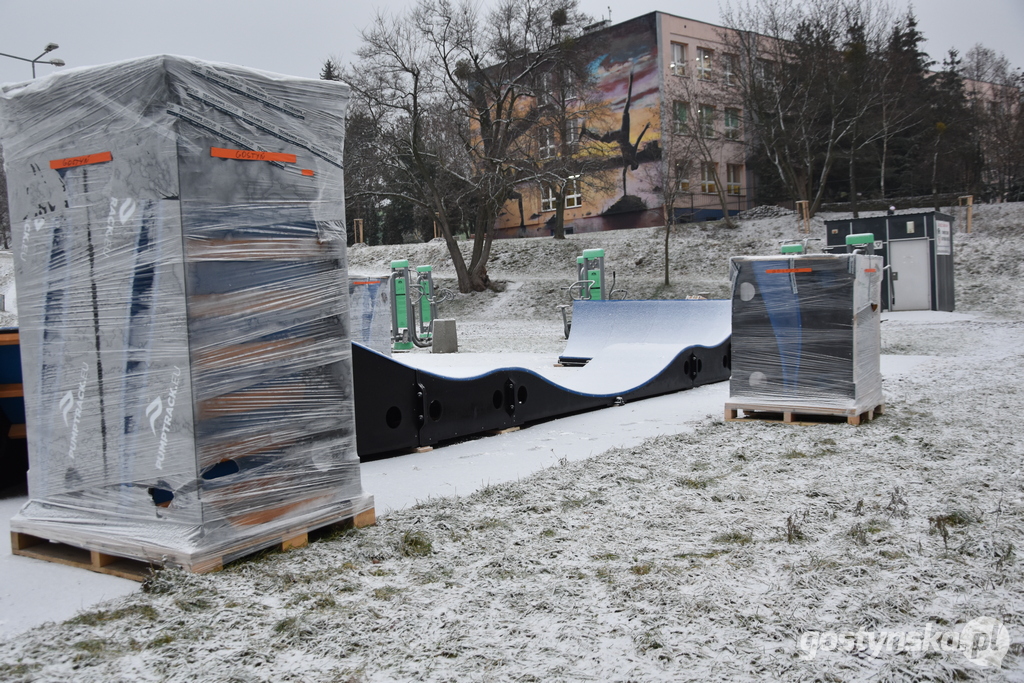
850;146;859;218
463;200;498;292
663;203;671;286
880;134;888;198
442;224;473;293
552;193;566;239
711;167;736;228
516;194;526;236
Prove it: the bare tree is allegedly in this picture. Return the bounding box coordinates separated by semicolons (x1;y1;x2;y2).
661;47;746;228
721;0;889;215
964;44;1024;201
514;46;618;239
642;153;690;286
344;0;593;292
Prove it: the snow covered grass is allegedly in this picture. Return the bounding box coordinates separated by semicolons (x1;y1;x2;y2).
2;205;1023;681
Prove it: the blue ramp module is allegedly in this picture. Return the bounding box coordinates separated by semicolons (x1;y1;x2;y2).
559;299;731;365
353;299;732;458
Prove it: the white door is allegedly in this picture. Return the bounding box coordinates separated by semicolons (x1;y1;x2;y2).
889;239;931;311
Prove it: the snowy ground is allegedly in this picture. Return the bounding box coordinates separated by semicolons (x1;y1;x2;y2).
1;204;1023;681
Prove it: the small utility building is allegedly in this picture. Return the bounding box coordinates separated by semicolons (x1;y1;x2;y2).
825;212;955;312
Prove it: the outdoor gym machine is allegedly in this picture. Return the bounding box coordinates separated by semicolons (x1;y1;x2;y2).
390;260;453;351
559;248;628;338
778;237;821;255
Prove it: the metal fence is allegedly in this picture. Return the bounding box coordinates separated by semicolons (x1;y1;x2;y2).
672;193;753;223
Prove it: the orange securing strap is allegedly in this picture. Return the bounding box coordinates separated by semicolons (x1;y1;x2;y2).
864;268;878;273
351;280;382;285
210;147;297;163
301;169;314;177
765;268;812;274
49;151;113;170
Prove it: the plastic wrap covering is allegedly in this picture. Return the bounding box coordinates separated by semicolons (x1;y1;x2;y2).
729;254;883;412
0;55;372;571
348;276;392;355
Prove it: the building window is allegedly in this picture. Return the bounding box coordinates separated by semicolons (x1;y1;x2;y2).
565;175;582;208
723;54;738;86
675;161;690;193
701;162;717;194
727;164;742;195
724;108;742;140
566;118;581;150
538;72;555;106
540;177;582;211
539;126;556;159
541;183;556;212
756;58;776;84
698;104;716;138
697;47;713;81
671;42;687;76
672;100;689;134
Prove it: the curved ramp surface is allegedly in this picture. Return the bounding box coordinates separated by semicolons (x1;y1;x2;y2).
559;299;732;365
353;299;732;458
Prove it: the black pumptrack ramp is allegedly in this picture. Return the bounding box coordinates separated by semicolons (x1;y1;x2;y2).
353;299;732;459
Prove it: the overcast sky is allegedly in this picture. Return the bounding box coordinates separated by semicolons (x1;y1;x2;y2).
0;0;1021;86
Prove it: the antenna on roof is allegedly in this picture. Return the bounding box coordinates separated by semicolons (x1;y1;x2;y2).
608;6;612;22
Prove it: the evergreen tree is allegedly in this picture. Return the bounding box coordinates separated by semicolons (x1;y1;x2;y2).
320;58;341;82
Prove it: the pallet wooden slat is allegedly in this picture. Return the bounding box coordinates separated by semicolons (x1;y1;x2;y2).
10;532;152;581
10;505;376;581
725;402;885;426
0;383;24;398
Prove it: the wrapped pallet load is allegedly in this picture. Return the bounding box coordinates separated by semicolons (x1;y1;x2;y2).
0;55;373;573
726;253;884;425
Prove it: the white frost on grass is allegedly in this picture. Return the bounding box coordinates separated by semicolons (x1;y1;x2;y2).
1;205;1023;681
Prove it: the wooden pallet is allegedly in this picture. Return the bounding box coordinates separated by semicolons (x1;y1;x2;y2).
725;402;884;426
486;426;521;436
10;506;376;581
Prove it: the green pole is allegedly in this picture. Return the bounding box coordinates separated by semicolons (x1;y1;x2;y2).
582;248;605;300
390;259;413;350
416;265;434;340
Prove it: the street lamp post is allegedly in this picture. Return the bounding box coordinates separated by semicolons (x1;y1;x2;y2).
0;43;65;78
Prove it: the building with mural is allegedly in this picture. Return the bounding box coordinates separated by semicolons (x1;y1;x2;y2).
494;11;754;238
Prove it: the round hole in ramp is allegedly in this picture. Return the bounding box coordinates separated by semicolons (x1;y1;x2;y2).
739;281;756;302
696;359;703;373
429;400;443;421
492;390;503;410
683;360;691;376
386;406;402;429
518;385;528;404
749;371;767;389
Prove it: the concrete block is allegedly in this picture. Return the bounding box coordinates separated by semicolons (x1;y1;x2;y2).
432;319;458;354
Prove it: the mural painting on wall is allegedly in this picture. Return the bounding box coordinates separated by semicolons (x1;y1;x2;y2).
586;16;662;212
497;15;662;236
